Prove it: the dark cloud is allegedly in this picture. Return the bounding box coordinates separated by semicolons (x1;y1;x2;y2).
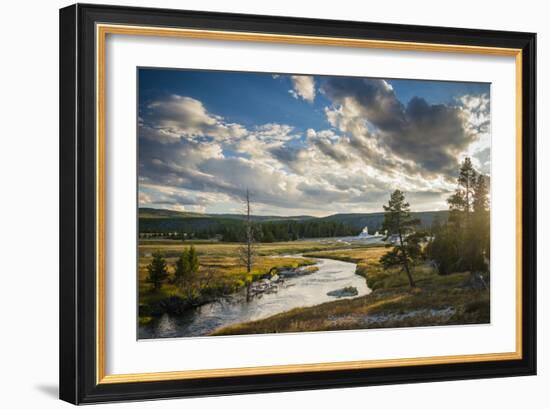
321;78;487;178
269;145;300;164
322;77;406;131
389;97;473;175
310;138;351;164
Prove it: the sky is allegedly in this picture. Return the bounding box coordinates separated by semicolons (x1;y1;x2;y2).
138;68;490;217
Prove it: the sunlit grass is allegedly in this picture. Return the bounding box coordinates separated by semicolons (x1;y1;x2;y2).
213;246;490;335
138;241;333;308
139;242;490;335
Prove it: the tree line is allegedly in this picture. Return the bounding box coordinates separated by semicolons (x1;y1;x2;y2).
380;157;490;287
427;157;490;276
141;219;360;242
221;219;359;242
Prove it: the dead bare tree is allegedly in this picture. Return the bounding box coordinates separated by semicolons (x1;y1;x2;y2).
238;189;257;301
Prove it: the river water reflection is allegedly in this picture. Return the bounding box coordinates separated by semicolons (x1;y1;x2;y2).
139;256;370;339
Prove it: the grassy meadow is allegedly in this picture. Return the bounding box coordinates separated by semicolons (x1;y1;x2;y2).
138;240;351;325
212;246;490;335
139;239;489;333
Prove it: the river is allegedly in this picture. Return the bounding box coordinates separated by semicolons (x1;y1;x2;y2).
139;256;371;339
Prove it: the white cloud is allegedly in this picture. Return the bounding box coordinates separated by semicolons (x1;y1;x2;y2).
139;191;152;205
142;95;247;143
290;75;316;102
252;123;297;142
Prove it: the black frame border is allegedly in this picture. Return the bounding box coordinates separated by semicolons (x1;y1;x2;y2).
59;3;536;404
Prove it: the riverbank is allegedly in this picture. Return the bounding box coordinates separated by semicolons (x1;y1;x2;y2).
212;247;490;335
138;241;354;326
139;249;369;338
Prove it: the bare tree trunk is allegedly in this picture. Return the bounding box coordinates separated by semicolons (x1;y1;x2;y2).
240;189;256;302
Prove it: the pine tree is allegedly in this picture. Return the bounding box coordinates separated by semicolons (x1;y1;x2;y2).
427;224;460;275
174;248;190;287
146;251;168;291
457;157;477;214
447;189;466;224
379;190;422;288
448;157;478;225
429;158;490;278
263;226;275;243
473;174;489;213
188;245;199;275
472;174;490;269
174;245;201;297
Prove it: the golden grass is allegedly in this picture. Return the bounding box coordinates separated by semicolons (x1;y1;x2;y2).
138;241;337;306
139;240;350;258
139;243;490;335
213;246;490;335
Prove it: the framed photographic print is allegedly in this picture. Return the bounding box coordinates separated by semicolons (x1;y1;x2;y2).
59;3;536;404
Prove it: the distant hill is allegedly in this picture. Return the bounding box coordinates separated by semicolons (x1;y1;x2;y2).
138;208;315;234
139;208;313;221
138;207;448;238
139;208;210;219
320;211;448;232
209;213;314;222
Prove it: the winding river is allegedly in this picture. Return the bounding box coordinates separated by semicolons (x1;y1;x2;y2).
139;256;370;339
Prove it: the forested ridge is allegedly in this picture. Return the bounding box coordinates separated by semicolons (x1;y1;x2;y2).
139;208;448;242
